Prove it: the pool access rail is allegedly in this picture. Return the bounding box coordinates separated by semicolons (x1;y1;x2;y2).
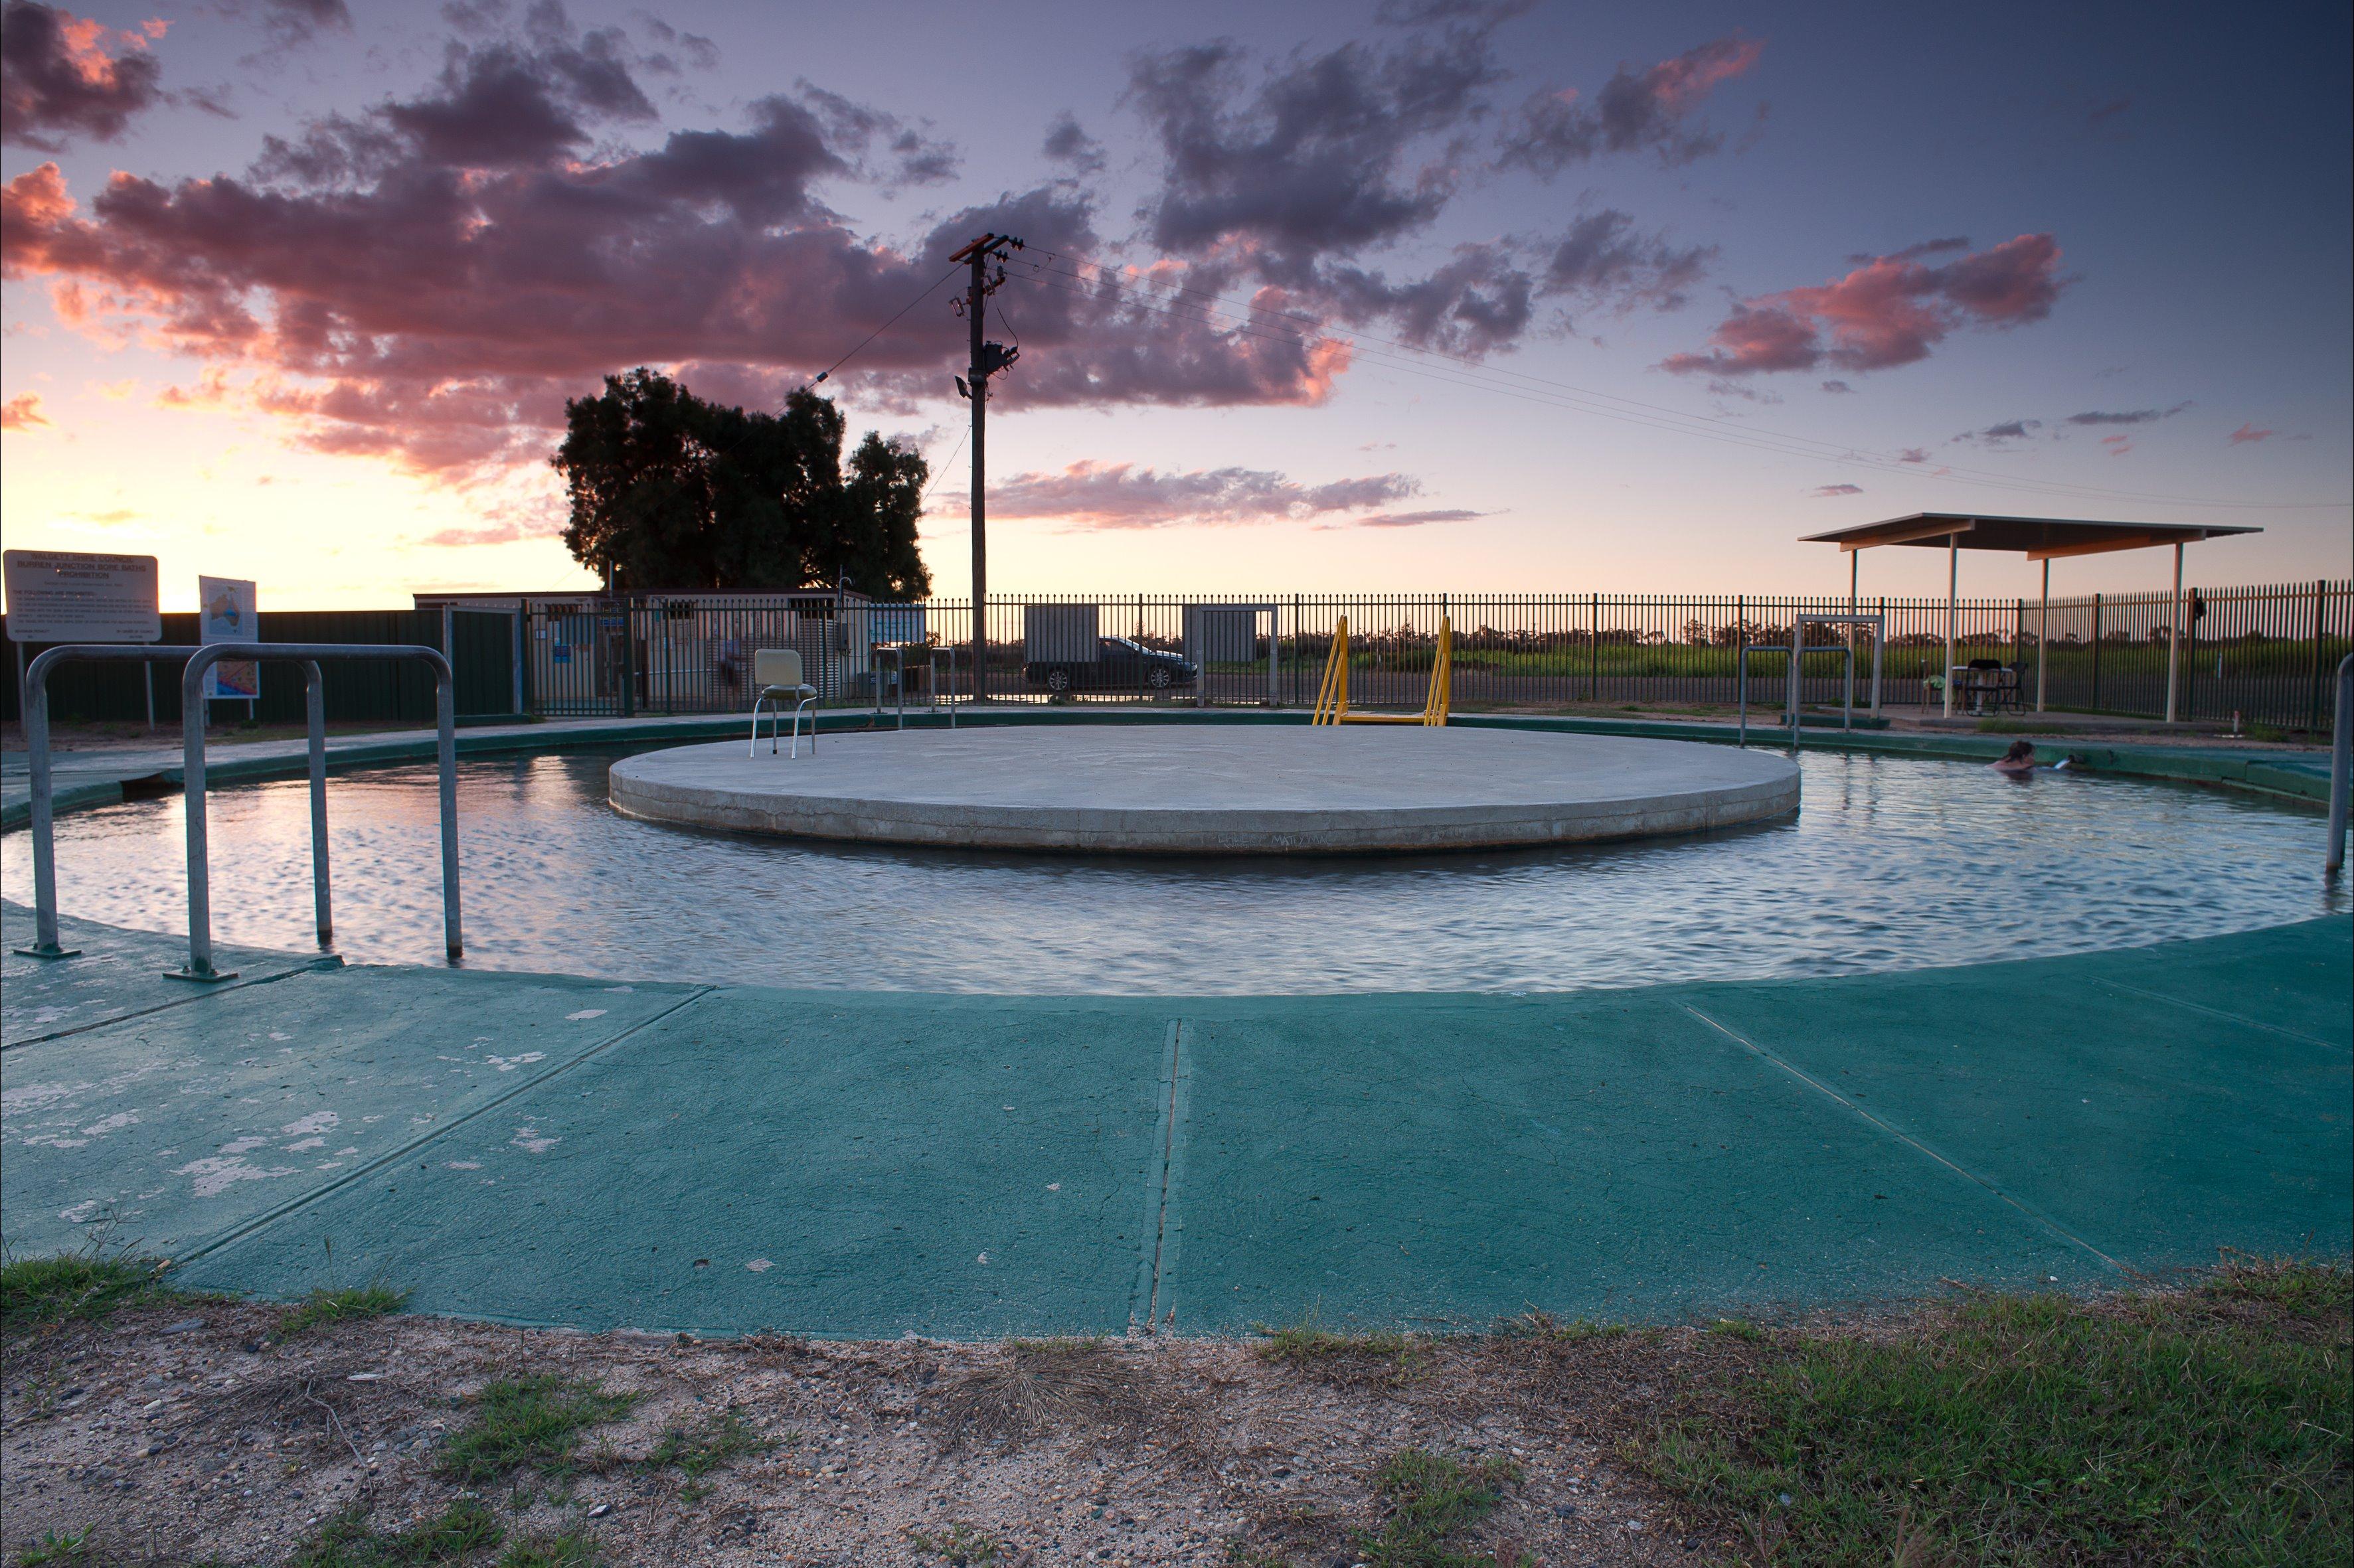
13;641;462;979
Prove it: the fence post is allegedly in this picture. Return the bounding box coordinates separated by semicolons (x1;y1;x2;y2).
1735;595;1745;713
2312;580;2329;734
2091;593;2102;710
621;597;637;719
1588;592;1599;702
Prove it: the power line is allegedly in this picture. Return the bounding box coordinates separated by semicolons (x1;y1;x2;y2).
808;262;963;388
1004;250;2347;513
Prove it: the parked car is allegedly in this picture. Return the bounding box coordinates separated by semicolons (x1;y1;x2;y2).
1023;636;1200;693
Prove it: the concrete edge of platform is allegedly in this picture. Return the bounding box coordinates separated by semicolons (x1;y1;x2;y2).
3;706;2331;833
605;736;1804;854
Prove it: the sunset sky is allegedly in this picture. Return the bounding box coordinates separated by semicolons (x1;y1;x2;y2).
3;0;2348;609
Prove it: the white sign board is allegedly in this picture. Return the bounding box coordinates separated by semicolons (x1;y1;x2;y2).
199;576;260;701
3;550;160;643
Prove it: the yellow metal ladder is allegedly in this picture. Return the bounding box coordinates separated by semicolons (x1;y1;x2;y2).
1311;615;1452;726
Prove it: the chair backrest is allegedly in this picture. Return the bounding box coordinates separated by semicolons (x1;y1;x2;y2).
754;648;803;689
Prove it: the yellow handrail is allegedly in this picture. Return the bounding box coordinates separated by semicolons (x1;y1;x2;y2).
1311;616;1350;724
1421;616;1452;726
1312;614;1451;726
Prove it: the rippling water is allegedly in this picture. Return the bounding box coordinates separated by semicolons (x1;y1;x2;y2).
5;745;2337;993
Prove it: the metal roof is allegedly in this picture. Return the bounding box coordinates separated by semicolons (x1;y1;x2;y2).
1800;512;2261;561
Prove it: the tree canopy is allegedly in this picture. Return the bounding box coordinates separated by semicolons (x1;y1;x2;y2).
553;368;932;597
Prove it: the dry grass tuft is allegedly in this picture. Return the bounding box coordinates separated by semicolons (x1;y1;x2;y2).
928;1338;1147;1453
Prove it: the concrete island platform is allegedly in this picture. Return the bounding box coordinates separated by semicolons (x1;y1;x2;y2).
605;727;1802;853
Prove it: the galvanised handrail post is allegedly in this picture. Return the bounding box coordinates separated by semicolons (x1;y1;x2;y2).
304;659;331;945
173;642;460;980
2327;651;2352;874
14;643;203;957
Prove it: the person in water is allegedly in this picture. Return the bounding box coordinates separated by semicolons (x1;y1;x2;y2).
1993;739;2039;775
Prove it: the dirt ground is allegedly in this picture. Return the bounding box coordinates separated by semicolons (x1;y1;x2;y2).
0;1299;1750;1567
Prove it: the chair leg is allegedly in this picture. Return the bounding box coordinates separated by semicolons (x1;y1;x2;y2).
748;697;765;758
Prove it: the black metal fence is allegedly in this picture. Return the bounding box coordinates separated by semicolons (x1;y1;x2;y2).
914;583;2353;734
11;582;2349;733
3;609;517;727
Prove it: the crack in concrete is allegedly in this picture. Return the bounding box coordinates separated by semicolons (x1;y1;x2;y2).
1680;1002;2129;1275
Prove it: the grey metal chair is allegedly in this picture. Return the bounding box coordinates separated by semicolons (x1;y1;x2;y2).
749;648;818;757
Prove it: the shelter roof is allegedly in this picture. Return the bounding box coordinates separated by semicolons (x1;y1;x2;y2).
1800;513;2259;560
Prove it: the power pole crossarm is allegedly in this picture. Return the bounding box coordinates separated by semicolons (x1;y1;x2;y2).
954;232;1022;702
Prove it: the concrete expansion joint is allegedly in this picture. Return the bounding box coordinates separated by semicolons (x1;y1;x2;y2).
0;951;343;1054
167;983;718;1272
1141;1019;1191;1334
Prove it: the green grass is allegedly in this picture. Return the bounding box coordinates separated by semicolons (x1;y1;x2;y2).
280;1282;410;1336
13;1530;94;1567
906;1523;1003;1563
288;1501;596;1567
0;1253;192;1332
641;1407;776;1499
1353;1449;1529;1567
491;1534;599;1568
1643;1261;2353;1566
434;1377;639;1486
1254;1312;1430;1382
1492;1308;1629;1344
290;1500;503;1566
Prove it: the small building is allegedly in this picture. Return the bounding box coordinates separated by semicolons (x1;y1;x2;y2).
414;589;923;716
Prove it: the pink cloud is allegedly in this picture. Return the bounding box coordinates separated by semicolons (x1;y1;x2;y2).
0;37;1361;478
0;391;51;430
992;461;1420;530
2227;423;2275;445
1643;36;1766;116
1;3;167;151
1811;483;1863;497
1661;234;2068;379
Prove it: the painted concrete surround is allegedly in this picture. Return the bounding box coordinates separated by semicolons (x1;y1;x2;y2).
604;728;1803;853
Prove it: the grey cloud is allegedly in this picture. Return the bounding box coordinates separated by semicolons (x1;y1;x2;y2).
1496;34;1762;176
1541;208;1711;311
1954;419;2043;444
1126;31;1496;277
1042;112;1106;174
2063;402;2189;425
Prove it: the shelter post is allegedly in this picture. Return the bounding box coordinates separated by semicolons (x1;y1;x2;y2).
2165;542;2184;724
2037;558;2049;714
1944;534;1959;718
1846;552;1859;716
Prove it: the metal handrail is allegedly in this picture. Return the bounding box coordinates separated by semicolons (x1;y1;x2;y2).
2328;651;2351;873
14;642;460;980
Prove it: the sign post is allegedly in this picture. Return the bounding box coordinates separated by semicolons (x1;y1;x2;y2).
4;550;162;718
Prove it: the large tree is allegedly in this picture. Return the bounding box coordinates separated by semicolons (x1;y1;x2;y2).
553;368;931;597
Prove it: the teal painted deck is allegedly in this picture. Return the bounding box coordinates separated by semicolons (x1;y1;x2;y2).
5;902;2344;1336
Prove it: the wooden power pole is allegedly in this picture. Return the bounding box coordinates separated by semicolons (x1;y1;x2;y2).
950;232;1021;700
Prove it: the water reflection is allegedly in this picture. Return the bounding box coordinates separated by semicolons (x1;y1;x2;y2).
7;747;2336;994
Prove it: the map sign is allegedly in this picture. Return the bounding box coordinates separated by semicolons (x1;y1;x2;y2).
3;550;161;643
199;576;260;701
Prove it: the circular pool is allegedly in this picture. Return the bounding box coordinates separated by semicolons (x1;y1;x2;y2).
7;741;2337;994
608;728;1800;852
